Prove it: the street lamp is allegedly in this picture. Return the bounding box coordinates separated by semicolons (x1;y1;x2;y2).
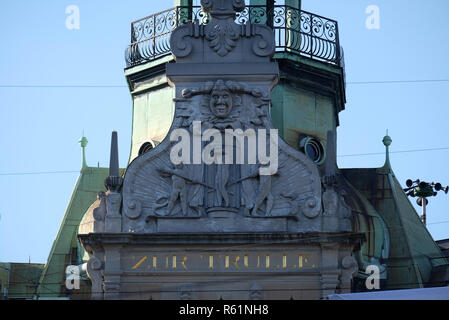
404;179;448;225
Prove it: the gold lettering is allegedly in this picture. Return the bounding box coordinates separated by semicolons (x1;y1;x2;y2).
282;254;296;269
131;256;148;270
303;254;316;269
132;252;315;271
225;255;240;270
201;255;220;270
172;255;177;269
298;254;316;269
153;256;157;269
178;255;188;270
244;254;260;269
265;254;280;269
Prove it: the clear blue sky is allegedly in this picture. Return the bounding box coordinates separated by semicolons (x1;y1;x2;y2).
1;0;448;263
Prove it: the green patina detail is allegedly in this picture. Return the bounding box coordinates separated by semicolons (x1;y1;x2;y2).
128;85;175;164
174;0;192;7
274;52;342;76
249;0;269;5
36;167;108;297
249;0;301;9
413;186;435;198
0;263;44;300
124;55;173;77
342;137;448;289
271;81;335;151
36;141;126;298
79;135;88;169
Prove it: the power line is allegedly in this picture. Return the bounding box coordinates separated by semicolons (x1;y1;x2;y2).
346;79;449;85
338;147;449;158
0;170;79;176
1;146;448;177
427;220;449;226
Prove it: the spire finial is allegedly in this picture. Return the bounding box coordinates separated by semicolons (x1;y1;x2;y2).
382;130;392;169
78;132;88;169
109;131;119;177
105;131;123;192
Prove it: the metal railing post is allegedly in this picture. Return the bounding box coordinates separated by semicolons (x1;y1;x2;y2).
310;13;313;59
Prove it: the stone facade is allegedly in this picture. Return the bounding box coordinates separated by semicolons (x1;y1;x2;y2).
78;0;362;300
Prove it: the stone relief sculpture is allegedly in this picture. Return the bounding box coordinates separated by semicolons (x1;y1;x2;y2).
120;76;324;233
79;0;360;301
86;0;354;234
116;0;326;232
159;164;189;216
251;171;275;217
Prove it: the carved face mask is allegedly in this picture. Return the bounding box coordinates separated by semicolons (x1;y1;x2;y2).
210;89;232;118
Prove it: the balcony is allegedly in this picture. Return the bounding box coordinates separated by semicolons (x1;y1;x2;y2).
125;5;341;68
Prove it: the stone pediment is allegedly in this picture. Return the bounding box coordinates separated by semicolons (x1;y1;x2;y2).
121;79;322;233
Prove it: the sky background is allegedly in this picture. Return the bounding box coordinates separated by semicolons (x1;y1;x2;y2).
0;0;448;263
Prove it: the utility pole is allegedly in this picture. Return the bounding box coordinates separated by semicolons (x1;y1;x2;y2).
404;179;448;226
421;197;427;226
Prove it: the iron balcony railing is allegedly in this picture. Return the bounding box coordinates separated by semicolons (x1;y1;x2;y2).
125;5;341;68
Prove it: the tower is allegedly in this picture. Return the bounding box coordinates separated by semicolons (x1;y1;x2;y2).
79;0;362;299
33;0;448;300
124;0;344;175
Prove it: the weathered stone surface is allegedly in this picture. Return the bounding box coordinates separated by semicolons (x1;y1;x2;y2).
79;233;361;300
121;6;323;232
121;77;323;233
79;0;361;300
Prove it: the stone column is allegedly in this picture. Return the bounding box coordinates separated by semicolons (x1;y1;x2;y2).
105;192;122;232
320;243;341;298
340;255;358;294
103;246;122;300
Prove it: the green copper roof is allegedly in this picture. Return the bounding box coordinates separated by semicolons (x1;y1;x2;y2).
342;135;448;289
36;166;109;297
36;139;126;298
0;263;44;299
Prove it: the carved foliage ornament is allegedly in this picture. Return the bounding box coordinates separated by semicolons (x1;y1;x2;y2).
206;23;239;57
170;0;275;59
